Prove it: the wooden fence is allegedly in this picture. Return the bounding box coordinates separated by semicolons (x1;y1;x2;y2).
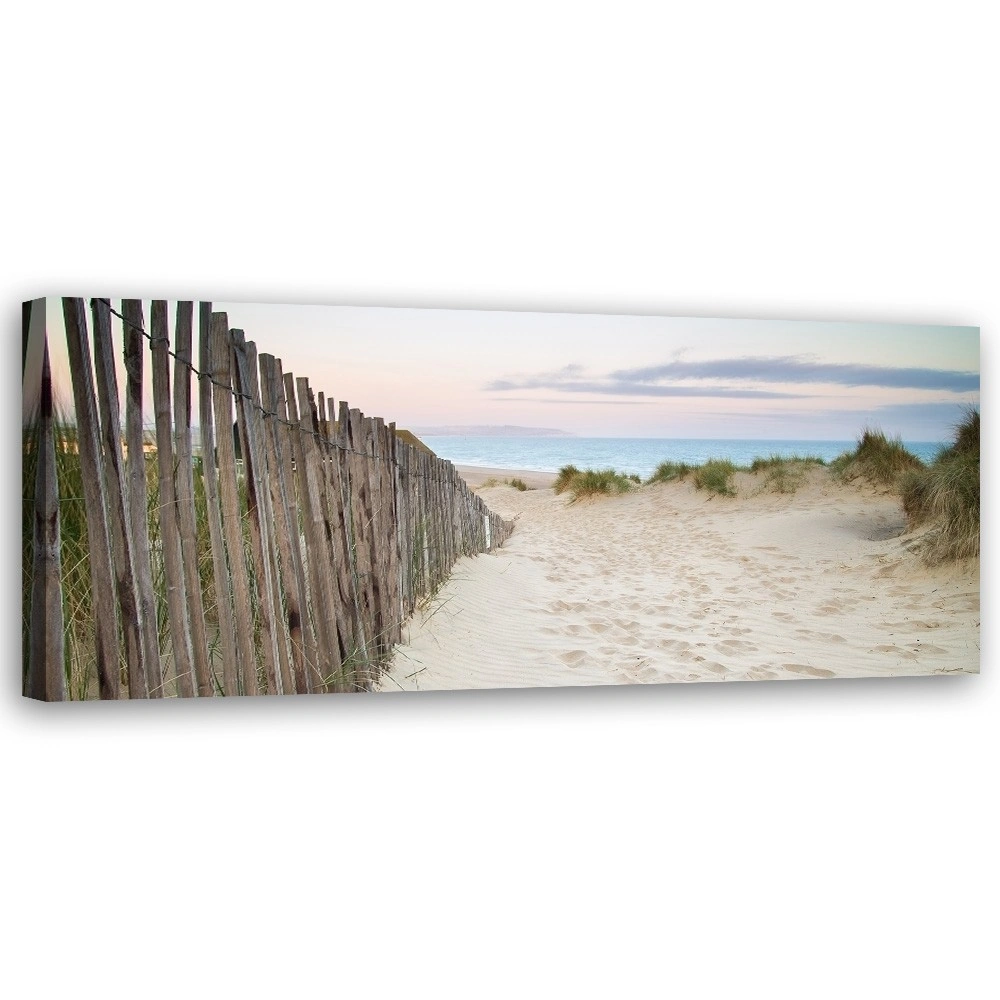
22;298;514;700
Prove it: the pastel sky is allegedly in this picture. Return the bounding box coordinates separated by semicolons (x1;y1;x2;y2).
33;299;980;442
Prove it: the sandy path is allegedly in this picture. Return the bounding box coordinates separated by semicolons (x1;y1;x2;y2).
453;464;557;489
377;470;979;691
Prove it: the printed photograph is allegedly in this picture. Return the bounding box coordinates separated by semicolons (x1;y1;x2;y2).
22;298;980;699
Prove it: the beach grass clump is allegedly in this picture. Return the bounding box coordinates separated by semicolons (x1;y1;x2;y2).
480;476;530;491
553;464;582;495
900;408;979;562
646;461;695;484
830;428;923;488
748;455;826;494
559;467;637;501
692;459;739;497
748;454;826;473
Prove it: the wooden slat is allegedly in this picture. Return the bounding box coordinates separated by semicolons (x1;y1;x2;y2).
323;397;365;678
172;302;213;696
62;297;120;700
283;372;328;692
337;400;370;675
231;329;284;695
90;298;148;698
210;314;260;696
385;423;403;647
259;354;311;694
198;303;239;696
122;299;163;697
310;390;352;672
150;301;195;698
26;334;66;701
362;416;387;660
345;407;377;675
291;376;343;691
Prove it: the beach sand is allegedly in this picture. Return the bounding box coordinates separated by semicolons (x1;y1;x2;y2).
377;467;980;690
454;464;558;489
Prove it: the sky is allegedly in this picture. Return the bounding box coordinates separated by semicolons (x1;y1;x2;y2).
30;298;980;442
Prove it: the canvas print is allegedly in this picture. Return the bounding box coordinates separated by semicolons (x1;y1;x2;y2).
22;298;980;700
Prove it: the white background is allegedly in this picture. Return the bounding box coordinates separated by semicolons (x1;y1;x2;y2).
3;3;995;997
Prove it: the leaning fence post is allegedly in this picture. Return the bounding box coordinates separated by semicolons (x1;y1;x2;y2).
91;298;149;698
25;327;66;701
122;299;163;697
62;297;121;700
172;302;214;696
150;300;195;698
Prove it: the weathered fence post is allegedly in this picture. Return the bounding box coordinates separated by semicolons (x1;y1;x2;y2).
62;297;120;700
150;300;195;698
259;354;312;694
91;298;148;698
288;376;344;692
122;299;163;697
210;314;260;696
172;302;214;697
198;303;240;696
26;333;66;701
231;329;285;695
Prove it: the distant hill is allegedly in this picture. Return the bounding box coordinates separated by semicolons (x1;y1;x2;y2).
412;425;574;437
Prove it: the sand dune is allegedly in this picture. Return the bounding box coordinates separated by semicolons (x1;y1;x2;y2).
376;468;980;691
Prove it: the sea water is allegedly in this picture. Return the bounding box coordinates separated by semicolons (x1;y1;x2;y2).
420;436;946;480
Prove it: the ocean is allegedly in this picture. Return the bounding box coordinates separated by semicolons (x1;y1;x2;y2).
420;436;946;480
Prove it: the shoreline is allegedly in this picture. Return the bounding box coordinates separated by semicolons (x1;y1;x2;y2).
454;464;558;489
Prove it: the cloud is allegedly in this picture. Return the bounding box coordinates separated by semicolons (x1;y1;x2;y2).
491;397;656;405
485;377;807;399
609;356;979;392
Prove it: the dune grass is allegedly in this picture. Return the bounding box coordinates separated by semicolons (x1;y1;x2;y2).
553;464;582;494
570;469;637;499
829;428;923;488
23;417;94;698
748;454;826;473
554;465;637;500
646;454;826;496
691;459;739;497
480;476;529;491
747;455;826;494
646;461;695;484
900;408;979;562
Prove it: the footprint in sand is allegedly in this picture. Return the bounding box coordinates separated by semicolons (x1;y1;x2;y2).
783;663;836;678
715;638;759;653
559;650;588;668
705;662;731;676
794;629;847;644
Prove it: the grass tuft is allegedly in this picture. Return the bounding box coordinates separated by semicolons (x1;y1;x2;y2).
829;428;923;488
480;476;529;491
900;408;979;562
748;454;826;473
569;468;637;500
692;459;738;497
553;466;637;500
553;465;582;495
747;455;826;495
646;461;694;484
